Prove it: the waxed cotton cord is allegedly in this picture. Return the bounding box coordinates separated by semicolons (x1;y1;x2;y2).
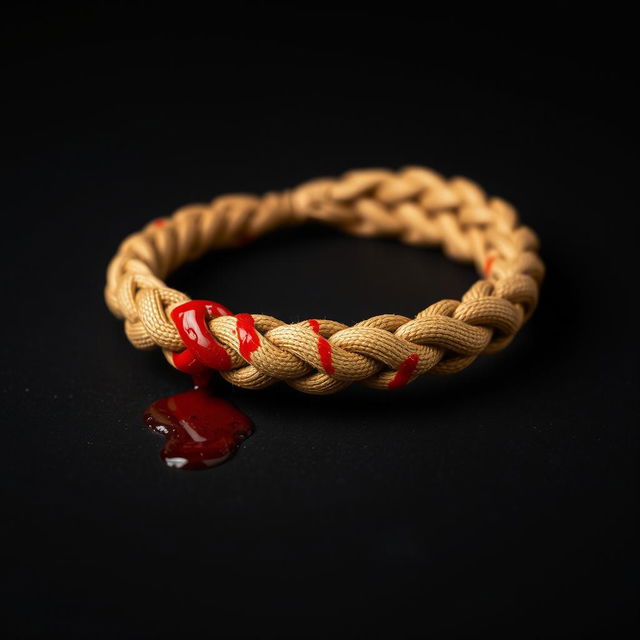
105;167;544;394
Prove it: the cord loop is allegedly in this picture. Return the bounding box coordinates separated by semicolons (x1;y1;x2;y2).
105;167;544;394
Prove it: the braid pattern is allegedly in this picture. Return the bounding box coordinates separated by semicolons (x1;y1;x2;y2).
105;167;544;394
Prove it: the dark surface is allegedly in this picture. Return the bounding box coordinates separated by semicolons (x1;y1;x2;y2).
1;3;637;638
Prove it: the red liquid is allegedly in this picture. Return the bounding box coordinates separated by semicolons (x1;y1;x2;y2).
171;349;210;382
143;388;253;470
308;319;335;375
483;255;496;277
170;300;233;371
388;354;419;389
235;313;260;361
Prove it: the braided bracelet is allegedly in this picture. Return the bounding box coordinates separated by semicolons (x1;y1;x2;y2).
105;167;544;395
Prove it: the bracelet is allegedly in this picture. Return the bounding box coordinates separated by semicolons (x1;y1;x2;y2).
105;167;544;395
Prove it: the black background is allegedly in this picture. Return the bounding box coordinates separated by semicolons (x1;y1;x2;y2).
1;2;637;638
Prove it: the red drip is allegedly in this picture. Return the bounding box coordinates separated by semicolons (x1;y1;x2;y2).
144;388;253;470
308;319;334;375
171;300;233;371
152;218;166;227
236;313;260;361
483;255;496;277
389;354;420;389
171;349;208;376
171;351;212;389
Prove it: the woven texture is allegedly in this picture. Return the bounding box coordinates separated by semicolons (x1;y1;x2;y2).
105;167;544;394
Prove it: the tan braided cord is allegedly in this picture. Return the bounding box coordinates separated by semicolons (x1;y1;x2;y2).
105;167;544;394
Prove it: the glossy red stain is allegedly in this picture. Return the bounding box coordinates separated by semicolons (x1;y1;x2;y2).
152;218;166;227
388;354;420;389
144;388;253;470
171;349;208;376
483;255;496;277
171;351;212;389
171;300;233;371
236;313;260;361
308;319;335;375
